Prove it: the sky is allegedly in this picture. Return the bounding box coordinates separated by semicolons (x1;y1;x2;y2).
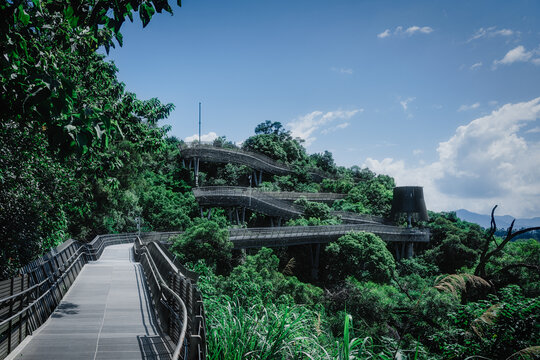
105;0;540;218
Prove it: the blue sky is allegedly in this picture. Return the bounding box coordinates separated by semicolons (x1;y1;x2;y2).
106;0;540;218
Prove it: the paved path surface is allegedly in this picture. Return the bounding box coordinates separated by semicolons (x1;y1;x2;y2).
12;244;170;360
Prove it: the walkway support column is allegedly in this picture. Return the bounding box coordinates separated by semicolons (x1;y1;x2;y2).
309;244;321;280
406;242;414;259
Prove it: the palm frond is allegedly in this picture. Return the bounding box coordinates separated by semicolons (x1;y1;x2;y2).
282;257;296;276
506;346;540;360
434;273;491;296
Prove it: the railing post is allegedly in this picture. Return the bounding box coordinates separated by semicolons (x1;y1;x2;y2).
7;277;14;354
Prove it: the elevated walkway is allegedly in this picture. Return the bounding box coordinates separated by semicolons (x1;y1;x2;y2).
180;144;330;181
193;186;386;224
228;224;429;249
8;244;170;360
1;235;206;360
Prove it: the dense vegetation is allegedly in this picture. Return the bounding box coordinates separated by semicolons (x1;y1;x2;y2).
2;2;539;359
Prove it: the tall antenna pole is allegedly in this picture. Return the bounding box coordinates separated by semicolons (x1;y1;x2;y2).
198;102;201;143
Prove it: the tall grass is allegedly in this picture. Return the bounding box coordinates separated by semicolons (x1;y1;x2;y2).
205;298;329;359
205;299;426;359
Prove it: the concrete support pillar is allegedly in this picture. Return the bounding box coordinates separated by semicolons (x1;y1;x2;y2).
242;207;246;224
405;242;414;259
309;244;321;280
235;208;240;225
253;171;259;187
200;207;204;218
259;170;263;185
207;208;213;220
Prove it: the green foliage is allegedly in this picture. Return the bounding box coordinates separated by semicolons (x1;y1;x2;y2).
204;297;328;359
219;248;323;307
423;235;478;274
171;219;232;274
431;285;540;359
333;172;395;217
243;122;308;164
310;151;338;175
419;212;486;274
485;239;540;296
325;232;396;283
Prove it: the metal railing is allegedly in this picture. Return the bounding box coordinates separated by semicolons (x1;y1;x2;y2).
228;224;430;248
261;190;345;203
134;238;206;360
0;239;86;359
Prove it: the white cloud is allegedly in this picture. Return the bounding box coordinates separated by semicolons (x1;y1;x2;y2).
458;102;481;112
184;131;218;143
377;29;391;38
468;27;516;42
331;67;353;75
400;97;415;111
526;127;540;134
413;149;423;156
405;26;433;35
470;62;483;70
287;110;361;146
364;97;540;217
493;45;540;68
377;25;433;38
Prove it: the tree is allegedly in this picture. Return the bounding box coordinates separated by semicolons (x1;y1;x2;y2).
325;232;396;283
0;0;181;275
254;120;289;136
310;151;337;174
1;0;180;154
171;219;233;274
242;122;308;164
474;205;540;279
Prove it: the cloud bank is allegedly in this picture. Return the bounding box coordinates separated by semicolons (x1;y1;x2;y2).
364;97;540;217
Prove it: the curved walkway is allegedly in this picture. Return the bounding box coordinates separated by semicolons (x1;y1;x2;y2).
229;224;429;248
193;186;385;224
180;144;330;180
10;244;170;360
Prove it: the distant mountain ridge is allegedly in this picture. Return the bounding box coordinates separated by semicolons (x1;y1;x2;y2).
455;209;540;229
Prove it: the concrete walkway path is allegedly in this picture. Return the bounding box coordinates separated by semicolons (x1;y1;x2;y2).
11;244;170;360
